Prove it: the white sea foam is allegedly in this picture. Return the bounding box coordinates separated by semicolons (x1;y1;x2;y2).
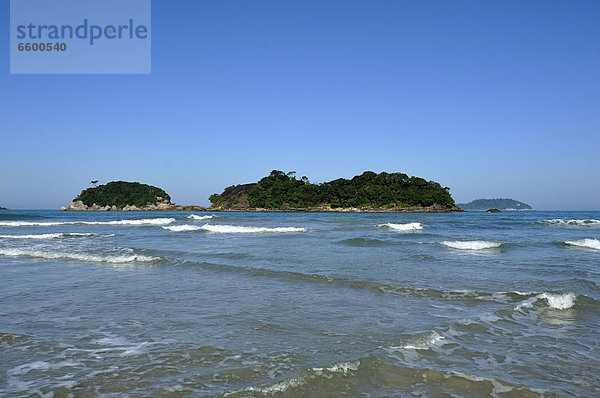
379;222;423;231
514;297;538;311
187;214;214;221
238;377;305;395
0;233;96;240
162;225;202;232
515;292;577;311
0;218;176;227
311;360;360;376
565;238;600;250
8;360;81;377
538;292;577;310
200;224;307;233
230;360;360;396
390;331;445;350
441;241;502;250
88;218;176;226
92;336;156;356
513;291;539;296
539;219;600;227
0;248;159;264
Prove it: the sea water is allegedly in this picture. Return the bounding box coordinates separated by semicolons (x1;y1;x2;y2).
0;210;599;396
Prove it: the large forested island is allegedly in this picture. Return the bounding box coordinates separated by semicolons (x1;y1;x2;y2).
209;170;462;212
457;198;533;211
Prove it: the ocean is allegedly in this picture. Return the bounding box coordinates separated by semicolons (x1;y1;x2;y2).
0;210;599;397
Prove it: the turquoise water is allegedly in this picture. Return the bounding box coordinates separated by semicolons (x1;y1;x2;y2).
1;210;599;396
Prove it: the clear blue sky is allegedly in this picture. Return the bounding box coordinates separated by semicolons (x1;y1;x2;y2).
1;0;599;210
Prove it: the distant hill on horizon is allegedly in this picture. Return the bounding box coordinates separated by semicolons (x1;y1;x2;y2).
458;198;533;211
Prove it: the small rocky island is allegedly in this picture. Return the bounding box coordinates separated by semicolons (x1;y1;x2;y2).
208;170;463;213
63;181;205;211
457;198;533;211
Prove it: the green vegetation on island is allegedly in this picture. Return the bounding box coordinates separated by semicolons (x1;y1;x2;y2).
458;198;532;211
74;181;171;208
210;170;456;210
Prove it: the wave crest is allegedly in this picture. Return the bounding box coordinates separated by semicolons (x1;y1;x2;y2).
389;331;445;350
378;222;423;231
338;238;390;247
441;241;501;250
162;225;202;232
538;219;600;227
187;214;214;221
538;292;577;310
200;224;307;233
0;248;160;264
230;360;360;396
0;233;97;240
0;218;176;227
565;238;600;250
515;292;577;311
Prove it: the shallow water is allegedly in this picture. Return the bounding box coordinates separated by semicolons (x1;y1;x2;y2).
1;210;599;396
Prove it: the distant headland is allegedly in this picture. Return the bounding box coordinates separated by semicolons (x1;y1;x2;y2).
457;198;533;211
63;172;464;213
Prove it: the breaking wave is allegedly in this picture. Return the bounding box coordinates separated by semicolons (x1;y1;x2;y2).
515;292;577;311
388;331;445;350
378;222;423;231
187;214;214;221
223;354;536;397
0;248;160;264
538;219;600;227
539;292;577;309
0;218;176;227
564;238;600;250
195;261;591;308
440;241;502;250
200;224;307;233
0;233;97;239
227;360;360;396
162;225;202;232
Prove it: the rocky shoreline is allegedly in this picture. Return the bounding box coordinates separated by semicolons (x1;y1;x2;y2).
62;200;207;212
211;204;465;213
62;201;463;213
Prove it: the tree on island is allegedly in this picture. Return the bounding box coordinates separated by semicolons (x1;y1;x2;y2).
210;170;455;209
75;181;171;208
